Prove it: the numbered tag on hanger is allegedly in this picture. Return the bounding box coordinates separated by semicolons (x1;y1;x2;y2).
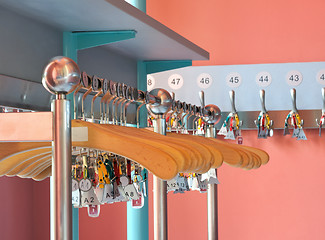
103;183;115;204
218;125;228;136
124;183;140;200
115;186;128;202
198;178;208;193
120;175;129;187
297;129;307;140
72;189;80;206
81;187;100;207
79;179;92;192
94;187;104;203
190;175;200;191
176;175;189;192
207;169;220;185
72;179;79;191
225;129;235;140
167;177;179;192
292;128;300;138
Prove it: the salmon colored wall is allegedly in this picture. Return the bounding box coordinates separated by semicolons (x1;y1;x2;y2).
147;0;325;66
0;177;49;240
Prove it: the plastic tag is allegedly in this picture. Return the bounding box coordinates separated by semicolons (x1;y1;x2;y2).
207;169;220;185
167;177;179;192
124;183;140;200
198;176;208;193
81;187;100;206
72;189;80;206
132;194;144;209
103;183;115;203
218;125;228;136
225;130;235;140
237;136;243;144
176;175;189;192
87;205;100;218
72;179;79;191
115;186;127;202
292;128;300;138
120;175;129;187
94;187;104;203
297;129;307;140
79;179;92;192
191;176;200;191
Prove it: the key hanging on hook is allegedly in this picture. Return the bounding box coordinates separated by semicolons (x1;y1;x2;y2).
254;90;273;139
90;76;103;122
316;87;325;136
283;88;307;140
218;90;242;140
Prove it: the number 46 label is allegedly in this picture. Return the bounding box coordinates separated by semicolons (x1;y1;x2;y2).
168;74;184;90
197;73;213;89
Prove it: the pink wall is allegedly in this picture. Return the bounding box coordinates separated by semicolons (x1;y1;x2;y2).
0;177;49;240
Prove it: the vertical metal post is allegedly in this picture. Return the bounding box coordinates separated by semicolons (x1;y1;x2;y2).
153;115;168;240
51;93;72;240
206;124;218;240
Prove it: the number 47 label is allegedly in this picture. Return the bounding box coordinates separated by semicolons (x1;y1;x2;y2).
168;74;184;90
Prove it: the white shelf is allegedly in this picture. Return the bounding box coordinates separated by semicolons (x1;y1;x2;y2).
0;0;209;61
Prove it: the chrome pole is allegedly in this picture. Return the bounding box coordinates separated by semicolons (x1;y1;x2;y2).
51;93;72;240
205;124;218;240
42;56;80;240
153;115;168;240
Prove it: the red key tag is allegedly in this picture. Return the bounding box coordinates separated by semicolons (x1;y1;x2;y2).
237;136;243;144
132;194;144;209
87;205;100;218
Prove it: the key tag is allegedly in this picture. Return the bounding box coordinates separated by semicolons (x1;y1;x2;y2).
190;173;200;191
197;174;208;193
72;179;80;207
119;158;129;187
167;176;179;193
176;174;189;192
124;183;140;200
87;204;100;218
103;183;115;204
81;187;101;207
207;169;220;185
132;193;144;209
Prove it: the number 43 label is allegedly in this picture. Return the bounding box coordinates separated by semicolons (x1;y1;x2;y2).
286;70;303;86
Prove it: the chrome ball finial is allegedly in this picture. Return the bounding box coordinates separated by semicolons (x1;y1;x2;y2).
42;56;81;95
203;104;221;124
146;88;172;115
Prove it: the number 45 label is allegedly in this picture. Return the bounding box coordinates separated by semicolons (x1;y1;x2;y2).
226;72;242;88
168;74;184;90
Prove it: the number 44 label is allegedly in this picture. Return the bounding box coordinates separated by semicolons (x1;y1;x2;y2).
256;72;272;87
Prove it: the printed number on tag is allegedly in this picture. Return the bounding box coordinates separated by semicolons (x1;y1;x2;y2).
79;179;92;192
317;70;325;85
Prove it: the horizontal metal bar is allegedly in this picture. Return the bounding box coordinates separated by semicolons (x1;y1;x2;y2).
215;109;322;130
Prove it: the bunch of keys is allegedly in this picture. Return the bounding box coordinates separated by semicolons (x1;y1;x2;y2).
254;90;273;138
283;88;307;140
316;88;325;136
218;90;242;140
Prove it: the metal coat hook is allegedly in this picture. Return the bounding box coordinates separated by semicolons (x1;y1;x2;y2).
218;90;242;140
99;79;111;123
73;72;84;119
316;87;325;136
81;74;94;120
90;76;103;122
136;90;146;128
283;88;307;140
198;90;221;137
254;90;273;138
